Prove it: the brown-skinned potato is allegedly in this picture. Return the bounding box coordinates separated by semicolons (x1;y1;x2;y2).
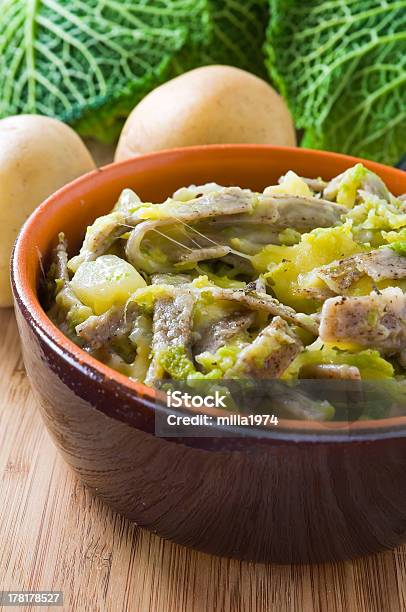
0;114;96;307
115;65;296;161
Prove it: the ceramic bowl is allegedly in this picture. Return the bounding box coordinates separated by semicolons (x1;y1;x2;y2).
11;145;406;563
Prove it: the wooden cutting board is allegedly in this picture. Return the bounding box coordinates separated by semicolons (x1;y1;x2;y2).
0;307;405;612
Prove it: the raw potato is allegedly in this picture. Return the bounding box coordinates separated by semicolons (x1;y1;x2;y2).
115;65;296;161
0;114;96;307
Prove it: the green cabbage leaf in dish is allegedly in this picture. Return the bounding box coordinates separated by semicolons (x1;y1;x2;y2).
284;341;394;381
0;0;268;143
389;241;406;257
266;0;406;164
347;193;406;246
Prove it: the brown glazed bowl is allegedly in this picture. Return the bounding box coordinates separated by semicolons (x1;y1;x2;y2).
11;145;406;564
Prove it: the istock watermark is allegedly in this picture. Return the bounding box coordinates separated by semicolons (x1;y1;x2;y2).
155;383;281;437
153;378;406;438
166;389;227;409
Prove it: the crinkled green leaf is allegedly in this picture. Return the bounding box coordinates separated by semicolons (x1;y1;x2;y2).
171;0;269;78
0;0;210;141
266;0;406;164
0;0;269;143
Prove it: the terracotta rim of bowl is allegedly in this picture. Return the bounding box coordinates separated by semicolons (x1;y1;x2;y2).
11;145;406;441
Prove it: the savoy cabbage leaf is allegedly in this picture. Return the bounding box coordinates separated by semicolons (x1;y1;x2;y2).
266;0;406;165
171;0;269;78
0;0;210;141
0;0;269;143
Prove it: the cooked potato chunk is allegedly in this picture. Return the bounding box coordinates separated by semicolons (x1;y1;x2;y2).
71;255;146;314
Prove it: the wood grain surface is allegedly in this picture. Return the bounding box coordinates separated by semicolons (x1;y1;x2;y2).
1;308;406;612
